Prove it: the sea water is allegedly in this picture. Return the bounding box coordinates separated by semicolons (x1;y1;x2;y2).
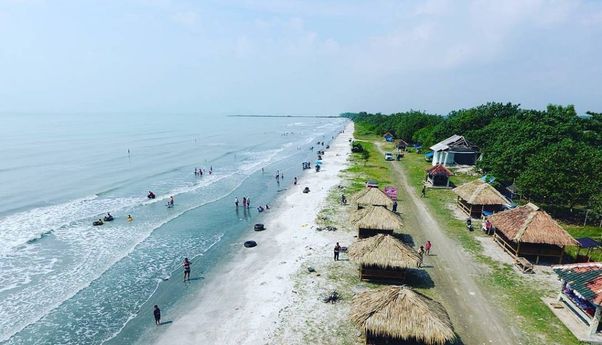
0;113;347;345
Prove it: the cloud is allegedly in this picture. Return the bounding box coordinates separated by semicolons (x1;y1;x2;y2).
171;10;200;28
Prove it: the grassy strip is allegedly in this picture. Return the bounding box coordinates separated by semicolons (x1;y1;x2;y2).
400;150;582;345
563;224;602;262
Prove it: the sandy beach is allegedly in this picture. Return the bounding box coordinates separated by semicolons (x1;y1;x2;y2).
153;122;354;345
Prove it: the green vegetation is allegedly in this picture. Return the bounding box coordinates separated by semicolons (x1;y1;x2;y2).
398;150;581;345
343;104;602;223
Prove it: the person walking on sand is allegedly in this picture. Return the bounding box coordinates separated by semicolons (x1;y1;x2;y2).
392;200;398;212
425;240;432;255
235;197;239;207
334;242;341;261
417;245;425;267
421;185;426;198
294;177;297;185
153;305;161;326
183;258;191;281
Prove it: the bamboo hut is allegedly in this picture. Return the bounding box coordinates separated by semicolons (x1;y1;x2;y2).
349;234;421;282
453;179;509;218
355;187;395;210
355;206;403;238
425;165;453;188
490;203;578;264
351;286;456;345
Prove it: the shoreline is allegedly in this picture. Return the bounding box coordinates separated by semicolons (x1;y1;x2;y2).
151;122;354;345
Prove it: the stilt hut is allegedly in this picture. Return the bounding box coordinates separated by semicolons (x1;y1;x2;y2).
351;286;456;345
349;234;421;283
490;203;578;264
354;206;403;238
396;139;409;151
426;164;453;188
355;187;395;210
553;263;602;337
453;179;509;218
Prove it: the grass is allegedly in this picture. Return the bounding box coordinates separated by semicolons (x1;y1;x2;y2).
398;150;583;345
563;224;602;262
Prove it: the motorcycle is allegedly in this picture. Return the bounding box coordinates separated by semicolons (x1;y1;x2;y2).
466;218;473;231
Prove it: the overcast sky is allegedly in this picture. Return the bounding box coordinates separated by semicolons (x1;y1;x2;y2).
0;0;601;115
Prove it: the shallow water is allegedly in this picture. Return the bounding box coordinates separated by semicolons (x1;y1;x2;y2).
0;113;347;344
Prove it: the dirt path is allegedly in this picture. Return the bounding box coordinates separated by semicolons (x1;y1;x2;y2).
375;143;523;345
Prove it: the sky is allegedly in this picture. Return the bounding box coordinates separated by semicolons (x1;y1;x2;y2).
0;0;601;115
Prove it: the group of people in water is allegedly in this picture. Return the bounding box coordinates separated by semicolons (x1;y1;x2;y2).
194;166;212;176
92;212;134;226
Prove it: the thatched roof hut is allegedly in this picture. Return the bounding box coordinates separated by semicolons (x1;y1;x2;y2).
351;286;456;345
349;234;420;282
453;179;509;218
355;188;395;210
355;206;403;238
490;203;578;264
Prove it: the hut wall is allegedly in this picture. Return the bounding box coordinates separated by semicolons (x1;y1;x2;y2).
360;265;407;283
494;231;566;263
457;198;504;218
358;228;394;239
429;174;449;187
366;333;424;345
453;151;478;165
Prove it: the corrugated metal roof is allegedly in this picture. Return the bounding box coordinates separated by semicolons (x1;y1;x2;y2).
430;134;463;151
554;263;602;305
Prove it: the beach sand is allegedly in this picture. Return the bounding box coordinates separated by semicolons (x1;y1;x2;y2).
153;122;354;345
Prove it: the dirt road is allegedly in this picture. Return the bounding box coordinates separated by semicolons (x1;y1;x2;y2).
375;143;523;345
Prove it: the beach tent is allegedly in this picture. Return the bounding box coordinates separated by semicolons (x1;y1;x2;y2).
453;179;510;218
349;234;420;283
351;286;456;345
383;132;395;142
354;206;403;238
489;203;578;264
354;188;395;210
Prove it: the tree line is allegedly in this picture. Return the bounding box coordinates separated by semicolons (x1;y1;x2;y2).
342;103;602;220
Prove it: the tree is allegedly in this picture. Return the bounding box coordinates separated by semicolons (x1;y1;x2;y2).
516;139;602;209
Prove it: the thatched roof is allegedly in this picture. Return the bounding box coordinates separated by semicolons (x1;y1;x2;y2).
351;286;456;345
453;179;509;205
489;203;578;246
427;164;453;177
349;234;420;269
355;206;403;231
355;188;394;208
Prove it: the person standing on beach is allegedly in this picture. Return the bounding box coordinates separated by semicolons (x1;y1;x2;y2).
334;242;341;261
294;177;297;185
235;197;239;207
392;200;398;213
425;241;432;256
417;246;425;267
242;197;247;208
153;305;161;326
246;197;251;208
183;258;191;281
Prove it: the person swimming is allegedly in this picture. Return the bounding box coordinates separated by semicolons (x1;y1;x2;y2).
167;196;174;207
147;191;156;199
127;215;133;222
104;213;114;221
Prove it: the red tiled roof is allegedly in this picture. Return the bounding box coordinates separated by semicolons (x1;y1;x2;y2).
426;164;453;177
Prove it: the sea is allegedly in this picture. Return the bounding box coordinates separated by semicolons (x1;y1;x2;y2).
0;113;348;345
